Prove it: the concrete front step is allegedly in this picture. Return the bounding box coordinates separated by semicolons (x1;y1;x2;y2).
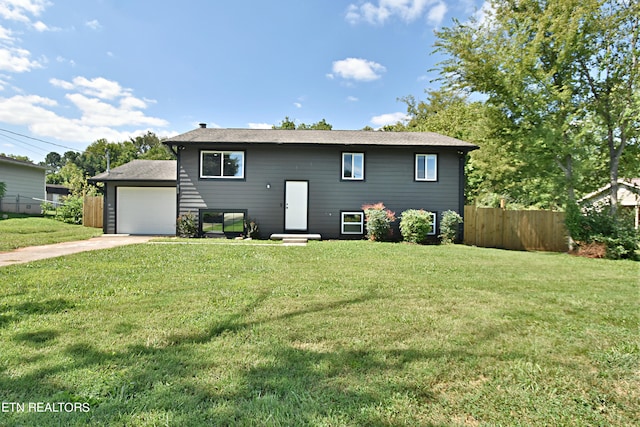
270;233;322;241
282;238;308;246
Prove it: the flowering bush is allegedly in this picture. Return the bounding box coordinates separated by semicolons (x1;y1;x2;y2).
362;202;396;241
399;209;433;244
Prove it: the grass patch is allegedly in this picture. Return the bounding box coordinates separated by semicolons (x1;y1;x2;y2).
0;242;638;426
0;214;102;251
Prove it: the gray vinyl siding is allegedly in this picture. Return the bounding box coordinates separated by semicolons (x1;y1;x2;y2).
103;181;176;234
0;162;45;214
179;143;464;239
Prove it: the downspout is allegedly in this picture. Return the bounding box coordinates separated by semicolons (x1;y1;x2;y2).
103;184;108;234
458;150;467;243
163;141;181;236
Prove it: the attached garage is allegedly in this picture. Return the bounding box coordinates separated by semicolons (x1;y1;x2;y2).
116;187;176;234
89;160;177;235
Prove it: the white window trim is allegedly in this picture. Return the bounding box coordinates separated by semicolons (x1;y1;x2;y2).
428;211;437;235
200;150;245;179
342;152;364;180
415;154;438;181
341;211;364;234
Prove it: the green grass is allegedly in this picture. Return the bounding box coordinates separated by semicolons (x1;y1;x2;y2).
0;214;102;251
0;241;638;426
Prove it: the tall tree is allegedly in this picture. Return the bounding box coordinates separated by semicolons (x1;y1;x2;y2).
42;152;63;171
576;0;639;213
435;0;639;213
273;117;333;130
130;132;174;160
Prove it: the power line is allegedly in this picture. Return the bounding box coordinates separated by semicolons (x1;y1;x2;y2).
0;127;82;153
0;132;49;154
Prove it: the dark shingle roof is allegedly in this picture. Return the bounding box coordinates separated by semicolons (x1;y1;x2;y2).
0;155;47;170
89;160;176;182
163;128;479;150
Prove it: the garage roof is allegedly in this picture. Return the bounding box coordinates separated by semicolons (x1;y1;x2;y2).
89;160;176;183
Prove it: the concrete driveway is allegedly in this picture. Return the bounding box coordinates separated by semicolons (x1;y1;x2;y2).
0;235;153;267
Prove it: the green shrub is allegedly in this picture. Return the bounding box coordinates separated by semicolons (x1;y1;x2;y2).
362;202;396;242
0;181;5;199
41;201;55;217
440;210;463;244
55;195;83;224
600;220;639;260
177;212;198;238
566;201;639;260
399;209;433;244
245;219;260;239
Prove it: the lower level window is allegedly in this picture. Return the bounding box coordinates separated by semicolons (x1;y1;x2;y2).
428;211;437;235
201;211;245;236
342;212;364;234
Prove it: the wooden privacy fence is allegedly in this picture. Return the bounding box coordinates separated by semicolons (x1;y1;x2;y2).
464;206;568;252
83;195;103;229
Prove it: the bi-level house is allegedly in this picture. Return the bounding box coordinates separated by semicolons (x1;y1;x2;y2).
159;125;478;240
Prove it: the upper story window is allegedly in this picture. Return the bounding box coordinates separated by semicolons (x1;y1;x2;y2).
201;151;244;179
415;154;437;181
342;152;364;180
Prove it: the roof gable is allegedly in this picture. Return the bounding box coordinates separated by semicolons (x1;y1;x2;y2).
163;128;479;150
579;179;640;206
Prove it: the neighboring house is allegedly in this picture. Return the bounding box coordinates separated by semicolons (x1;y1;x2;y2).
579;178;640;229
0;155;46;214
89;160;177;235
46;184;71;205
158;125;478;239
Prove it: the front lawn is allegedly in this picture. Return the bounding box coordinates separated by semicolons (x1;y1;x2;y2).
0;242;637;426
0;214;102;251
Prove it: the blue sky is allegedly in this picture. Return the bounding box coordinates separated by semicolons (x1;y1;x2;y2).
0;0;486;162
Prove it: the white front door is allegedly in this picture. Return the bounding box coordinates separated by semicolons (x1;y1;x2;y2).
285;181;308;231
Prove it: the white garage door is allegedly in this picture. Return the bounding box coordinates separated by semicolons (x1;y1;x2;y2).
117;187;176;235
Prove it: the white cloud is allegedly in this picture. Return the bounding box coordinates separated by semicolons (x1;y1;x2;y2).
51;76;129;100
346;0;435;25
0;76;169;144
31;20;48;31
0;46;43;72
427;1;447;27
49;77;74;90
293;102;302;108
65;93;164;127
85;19;102;31
0;0;50;24
55;56;76;67
0;25;14;41
248;122;272;129
371;112;410;127
347;96;359;102
331;58;386;82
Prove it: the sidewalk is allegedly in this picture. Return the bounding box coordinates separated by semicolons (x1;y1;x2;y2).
0;235;153;267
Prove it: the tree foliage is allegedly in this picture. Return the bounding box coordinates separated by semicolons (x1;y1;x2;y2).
44;132;173;193
0;153;32;163
434;0;639;213
273;117;333;130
